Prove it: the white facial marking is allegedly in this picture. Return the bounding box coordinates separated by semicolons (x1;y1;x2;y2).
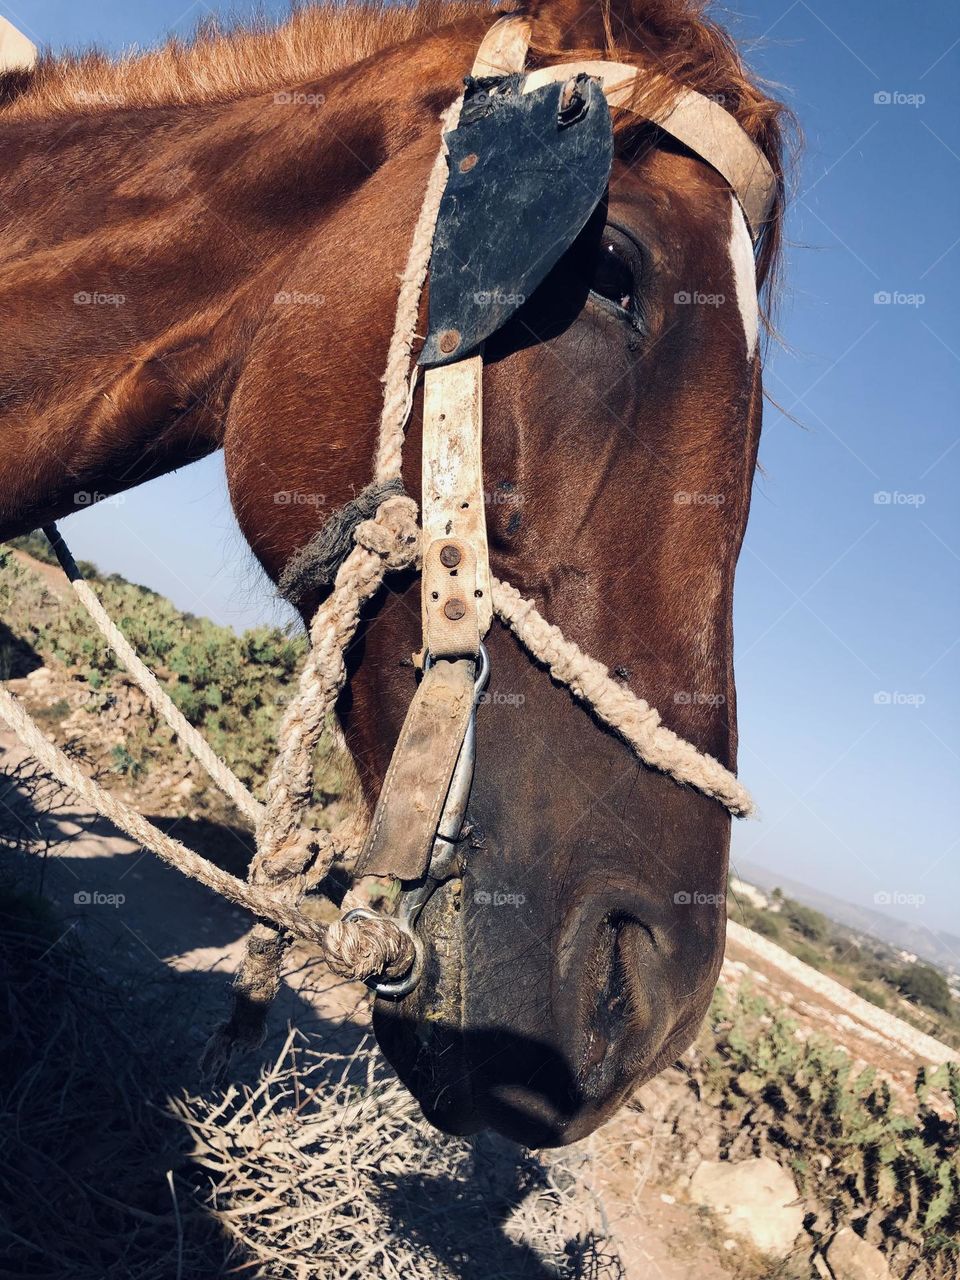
728;195;759;360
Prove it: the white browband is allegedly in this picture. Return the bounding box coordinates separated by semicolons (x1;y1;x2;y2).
473;20;776;239
521;61;776;239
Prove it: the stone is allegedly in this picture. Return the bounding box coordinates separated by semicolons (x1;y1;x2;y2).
688;1157;804;1258
826;1228;891;1280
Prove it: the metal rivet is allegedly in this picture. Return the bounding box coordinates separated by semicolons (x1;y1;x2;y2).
438;329;461;355
459;153;478;173
439;545;461;568
443;598;466;621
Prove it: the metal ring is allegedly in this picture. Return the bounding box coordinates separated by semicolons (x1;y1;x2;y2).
423;642;490;696
343;645;488;999
473;642;491;695
340;906;424;999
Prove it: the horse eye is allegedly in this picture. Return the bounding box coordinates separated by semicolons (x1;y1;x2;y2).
592;238;635;310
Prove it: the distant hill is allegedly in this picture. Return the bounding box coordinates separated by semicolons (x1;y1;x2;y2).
734;858;960;979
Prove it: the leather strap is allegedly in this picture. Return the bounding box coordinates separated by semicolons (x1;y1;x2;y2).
354;658;476;881
521;61;776;239
419;18;530;659
421;356;491;656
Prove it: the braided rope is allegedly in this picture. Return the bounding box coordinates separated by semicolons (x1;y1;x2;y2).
491;577;753;817
374;96;464;484
41;527;263;828
211;101;464;1059
0;683;356;941
254;497;420;878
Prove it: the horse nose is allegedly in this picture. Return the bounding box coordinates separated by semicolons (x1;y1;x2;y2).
575;908;663;1086
467;905;668;1146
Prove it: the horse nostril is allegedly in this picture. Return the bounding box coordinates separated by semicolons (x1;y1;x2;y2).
591;912;651;1044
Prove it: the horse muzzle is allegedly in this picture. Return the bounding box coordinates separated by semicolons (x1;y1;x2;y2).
371;859;701;1147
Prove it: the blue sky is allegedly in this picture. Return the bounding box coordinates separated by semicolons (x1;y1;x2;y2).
5;0;959;937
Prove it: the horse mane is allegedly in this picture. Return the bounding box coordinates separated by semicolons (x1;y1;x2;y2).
1;0;790;294
0;2;482;117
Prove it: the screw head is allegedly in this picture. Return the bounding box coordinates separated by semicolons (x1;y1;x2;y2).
443;598;467;621
459;153;479;173
438;329;461;355
439;544;462;568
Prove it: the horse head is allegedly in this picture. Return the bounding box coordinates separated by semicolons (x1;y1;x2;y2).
223;0;787;1144
0;0;787;1145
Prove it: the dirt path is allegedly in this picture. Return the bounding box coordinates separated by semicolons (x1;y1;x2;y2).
0;726;366;1061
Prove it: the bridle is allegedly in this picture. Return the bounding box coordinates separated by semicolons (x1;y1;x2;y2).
0;16;773;1045
341;16;774;994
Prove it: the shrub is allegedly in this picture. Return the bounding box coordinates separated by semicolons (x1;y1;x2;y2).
781;897;829;942
853;982;887;1010
0;548;314;799
751;912;782;940
897;965;955;1019
699;986;960;1263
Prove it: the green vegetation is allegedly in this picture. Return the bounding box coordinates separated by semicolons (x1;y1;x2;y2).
700;985;960;1270
0;538;350;805
897;965;955;1019
780;897;828;942
8;530;98;578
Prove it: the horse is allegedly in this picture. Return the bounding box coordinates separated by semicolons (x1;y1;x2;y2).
0;0;787;1146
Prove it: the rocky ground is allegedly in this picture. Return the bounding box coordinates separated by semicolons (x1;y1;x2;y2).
1;551;955;1279
5;695;954;1280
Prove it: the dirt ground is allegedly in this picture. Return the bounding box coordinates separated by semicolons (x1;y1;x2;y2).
1;719;757;1279
3;710;954;1279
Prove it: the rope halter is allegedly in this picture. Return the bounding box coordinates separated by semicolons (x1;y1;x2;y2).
0;14;771;1069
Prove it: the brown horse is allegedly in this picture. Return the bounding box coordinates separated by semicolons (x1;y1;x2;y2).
0;0;787;1145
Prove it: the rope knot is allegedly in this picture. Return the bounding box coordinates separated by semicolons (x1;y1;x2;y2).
321;909;416;982
354;495;420;572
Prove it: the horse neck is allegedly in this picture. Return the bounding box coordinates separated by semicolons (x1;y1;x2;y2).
0;72;392;540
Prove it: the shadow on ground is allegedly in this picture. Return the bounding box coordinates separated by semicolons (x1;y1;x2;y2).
0;760;605;1279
